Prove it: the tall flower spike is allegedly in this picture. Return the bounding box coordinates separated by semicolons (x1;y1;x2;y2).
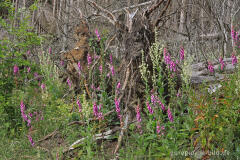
117;82;121;90
27;135;35;146
77;99;82;112
208;62;214;73
99;65;102;74
167;106;174;122
135;105;141;122
156;125;161;134
116;82;121;95
20;101;28;122
158;101;166;111
77;61;82;72
219;57;225;70
93;102;98;117
13;65;19;75
87;54;92;68
231;53;238;66
27;67;31;73
151;94;157;106
111;66;115;76
114;98;121;120
67;78;71;88
95;29;101;41
180;47;184;61
146;102;154;114
110;54;113;64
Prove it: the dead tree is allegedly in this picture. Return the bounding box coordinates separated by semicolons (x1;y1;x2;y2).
59;0;176;155
87;0;172;99
87;0;173;154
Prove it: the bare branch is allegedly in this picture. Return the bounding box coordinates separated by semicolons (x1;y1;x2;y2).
154;0;172;27
112;1;154;14
144;0;164;18
87;0;117;25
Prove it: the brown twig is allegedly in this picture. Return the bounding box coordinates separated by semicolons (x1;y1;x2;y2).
37;129;59;143
87;0;117;25
84;79;92;99
104;34;117;53
113;113;129;155
144;0;164;19
112;1;154;14
154;0;172;27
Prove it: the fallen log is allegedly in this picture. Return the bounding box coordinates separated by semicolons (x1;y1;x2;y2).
190;58;237;84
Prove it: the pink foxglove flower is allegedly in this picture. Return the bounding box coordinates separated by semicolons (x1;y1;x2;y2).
97;104;104;120
27;67;31;73
164;48;177;72
27;119;31;127
157;101;165;111
95;29;101;41
180;47;184;61
116;82;121;95
231;53;238;66
13;65;19;75
110;54;113;64
170;60;177;72
111;66;115;76
77;61;82;72
151;94;157;106
87;54;92;68
208;62;214;73
93;102;98;117
156;125;161;134
28;113;32;118
20;101;28;122
41;83;45;90
219;57;225;70
27;135;35;146
114;99;121;120
164;48;171;65
49;47;52;54
98;112;104;120
146;102;154;114
99;65;102;74
41;114;44;120
135;105;141;122
67;78;71;88
117;82;121;90
167;106;174;122
77;99;82;112
60;60;64;66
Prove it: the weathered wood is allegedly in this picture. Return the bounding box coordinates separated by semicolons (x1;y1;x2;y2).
190;58;236;84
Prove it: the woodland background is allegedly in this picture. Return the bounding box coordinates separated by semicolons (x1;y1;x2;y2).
0;0;240;159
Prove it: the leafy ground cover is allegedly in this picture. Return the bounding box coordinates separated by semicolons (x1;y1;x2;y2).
0;1;239;160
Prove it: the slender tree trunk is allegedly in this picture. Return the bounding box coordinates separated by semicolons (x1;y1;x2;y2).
53;0;56;17
13;0;19;27
172;0;178;31
62;0;69;51
179;0;187;33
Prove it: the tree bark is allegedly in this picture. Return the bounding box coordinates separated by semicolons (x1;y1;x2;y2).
53;0;56;17
179;0;187;33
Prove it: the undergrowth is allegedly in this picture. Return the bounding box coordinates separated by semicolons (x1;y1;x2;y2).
0;1;239;160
